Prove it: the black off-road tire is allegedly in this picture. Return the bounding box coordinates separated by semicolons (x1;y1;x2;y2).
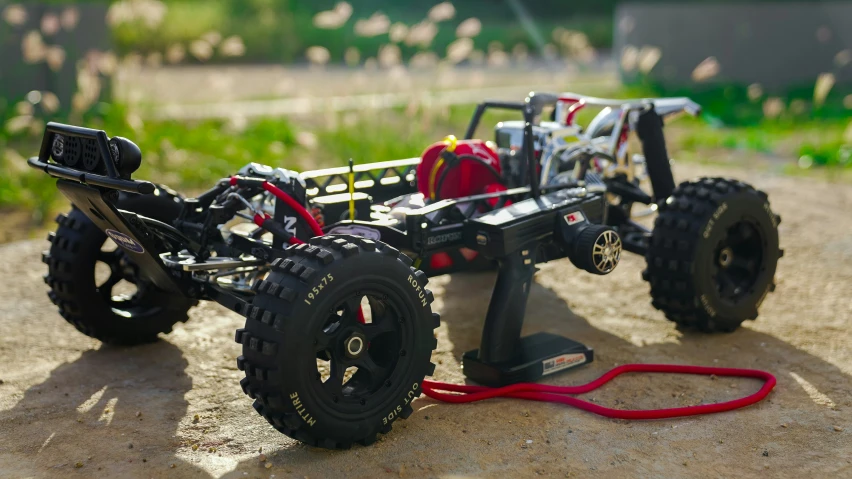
42;187;195;345
643;177;782;332
236;235;439;449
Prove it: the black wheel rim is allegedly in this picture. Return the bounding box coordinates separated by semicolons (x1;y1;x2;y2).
713;220;765;303
310;286;410;414
95;240;163;319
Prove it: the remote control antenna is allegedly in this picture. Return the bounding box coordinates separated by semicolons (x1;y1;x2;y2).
348;158;355;222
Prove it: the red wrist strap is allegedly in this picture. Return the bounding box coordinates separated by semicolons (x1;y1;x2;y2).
421;364;776;420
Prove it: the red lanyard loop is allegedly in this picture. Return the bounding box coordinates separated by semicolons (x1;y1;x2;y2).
421;364;776;420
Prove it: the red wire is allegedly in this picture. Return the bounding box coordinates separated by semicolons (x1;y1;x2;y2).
421;364;776;419
231;176;324;238
261;182;325;237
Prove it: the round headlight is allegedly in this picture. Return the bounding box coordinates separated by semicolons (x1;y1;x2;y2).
108;137;142;177
51;135;65;162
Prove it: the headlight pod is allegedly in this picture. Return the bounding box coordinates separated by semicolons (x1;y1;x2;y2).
108;137;142;177
49;133;141;178
50;134;83;167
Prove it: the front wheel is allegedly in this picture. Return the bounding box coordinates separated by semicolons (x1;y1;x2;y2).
42;188;196;345
643;177;782;332
236;235;439;449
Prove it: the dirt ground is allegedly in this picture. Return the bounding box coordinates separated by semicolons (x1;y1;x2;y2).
0;161;850;478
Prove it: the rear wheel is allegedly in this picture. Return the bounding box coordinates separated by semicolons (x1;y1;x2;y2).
643;178;782;332
236;235;439;449
42;188;195;345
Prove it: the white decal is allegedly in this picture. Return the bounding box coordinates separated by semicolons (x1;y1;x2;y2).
327;225;381;241
282;216;297;236
564;211;585;226
542;353;586;375
105;229;145;254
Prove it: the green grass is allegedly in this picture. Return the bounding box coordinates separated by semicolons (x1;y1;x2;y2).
0;105;301;221
671;117;851;167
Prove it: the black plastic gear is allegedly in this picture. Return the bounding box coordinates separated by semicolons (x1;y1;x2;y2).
643;177;782;332
237;234;439;449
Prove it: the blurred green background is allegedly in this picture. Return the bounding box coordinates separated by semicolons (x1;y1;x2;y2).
0;0;850;241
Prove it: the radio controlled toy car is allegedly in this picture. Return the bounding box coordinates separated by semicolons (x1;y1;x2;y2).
31;92;781;449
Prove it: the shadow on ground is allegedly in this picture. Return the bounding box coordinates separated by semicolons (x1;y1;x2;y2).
1;341;211;477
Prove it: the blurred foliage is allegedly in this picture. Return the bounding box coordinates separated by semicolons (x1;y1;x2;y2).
30;0;835;64
98;0;612;62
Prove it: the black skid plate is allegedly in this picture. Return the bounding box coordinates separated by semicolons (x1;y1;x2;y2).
56;180;188;296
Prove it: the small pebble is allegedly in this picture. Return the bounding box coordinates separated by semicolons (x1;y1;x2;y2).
74;462;83;468
76;418;83;423
762;450;769;457
128;444;133;449
208;447;216;453
259;454;267;462
0;379;4;384
135;411;142;417
104;408;110;413
423;416;429;420
193;414;200;423
834;426;843;432
170;463;176;469
258;447;263;453
143;459;147;463
265;463;272;469
526;440;533;444
192;444;199;451
710;374;717;380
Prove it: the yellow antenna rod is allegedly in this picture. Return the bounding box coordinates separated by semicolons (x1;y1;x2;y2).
348;158;356;222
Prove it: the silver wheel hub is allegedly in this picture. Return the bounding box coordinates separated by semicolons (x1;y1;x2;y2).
592;230;622;274
718;247;734;268
344;334;365;358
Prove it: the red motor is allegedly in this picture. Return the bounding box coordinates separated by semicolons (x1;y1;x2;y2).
416;137;505;201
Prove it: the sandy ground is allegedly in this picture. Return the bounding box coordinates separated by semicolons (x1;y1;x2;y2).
0;162;851;478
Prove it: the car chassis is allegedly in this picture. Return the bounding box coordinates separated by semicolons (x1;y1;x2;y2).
30;92;781;447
